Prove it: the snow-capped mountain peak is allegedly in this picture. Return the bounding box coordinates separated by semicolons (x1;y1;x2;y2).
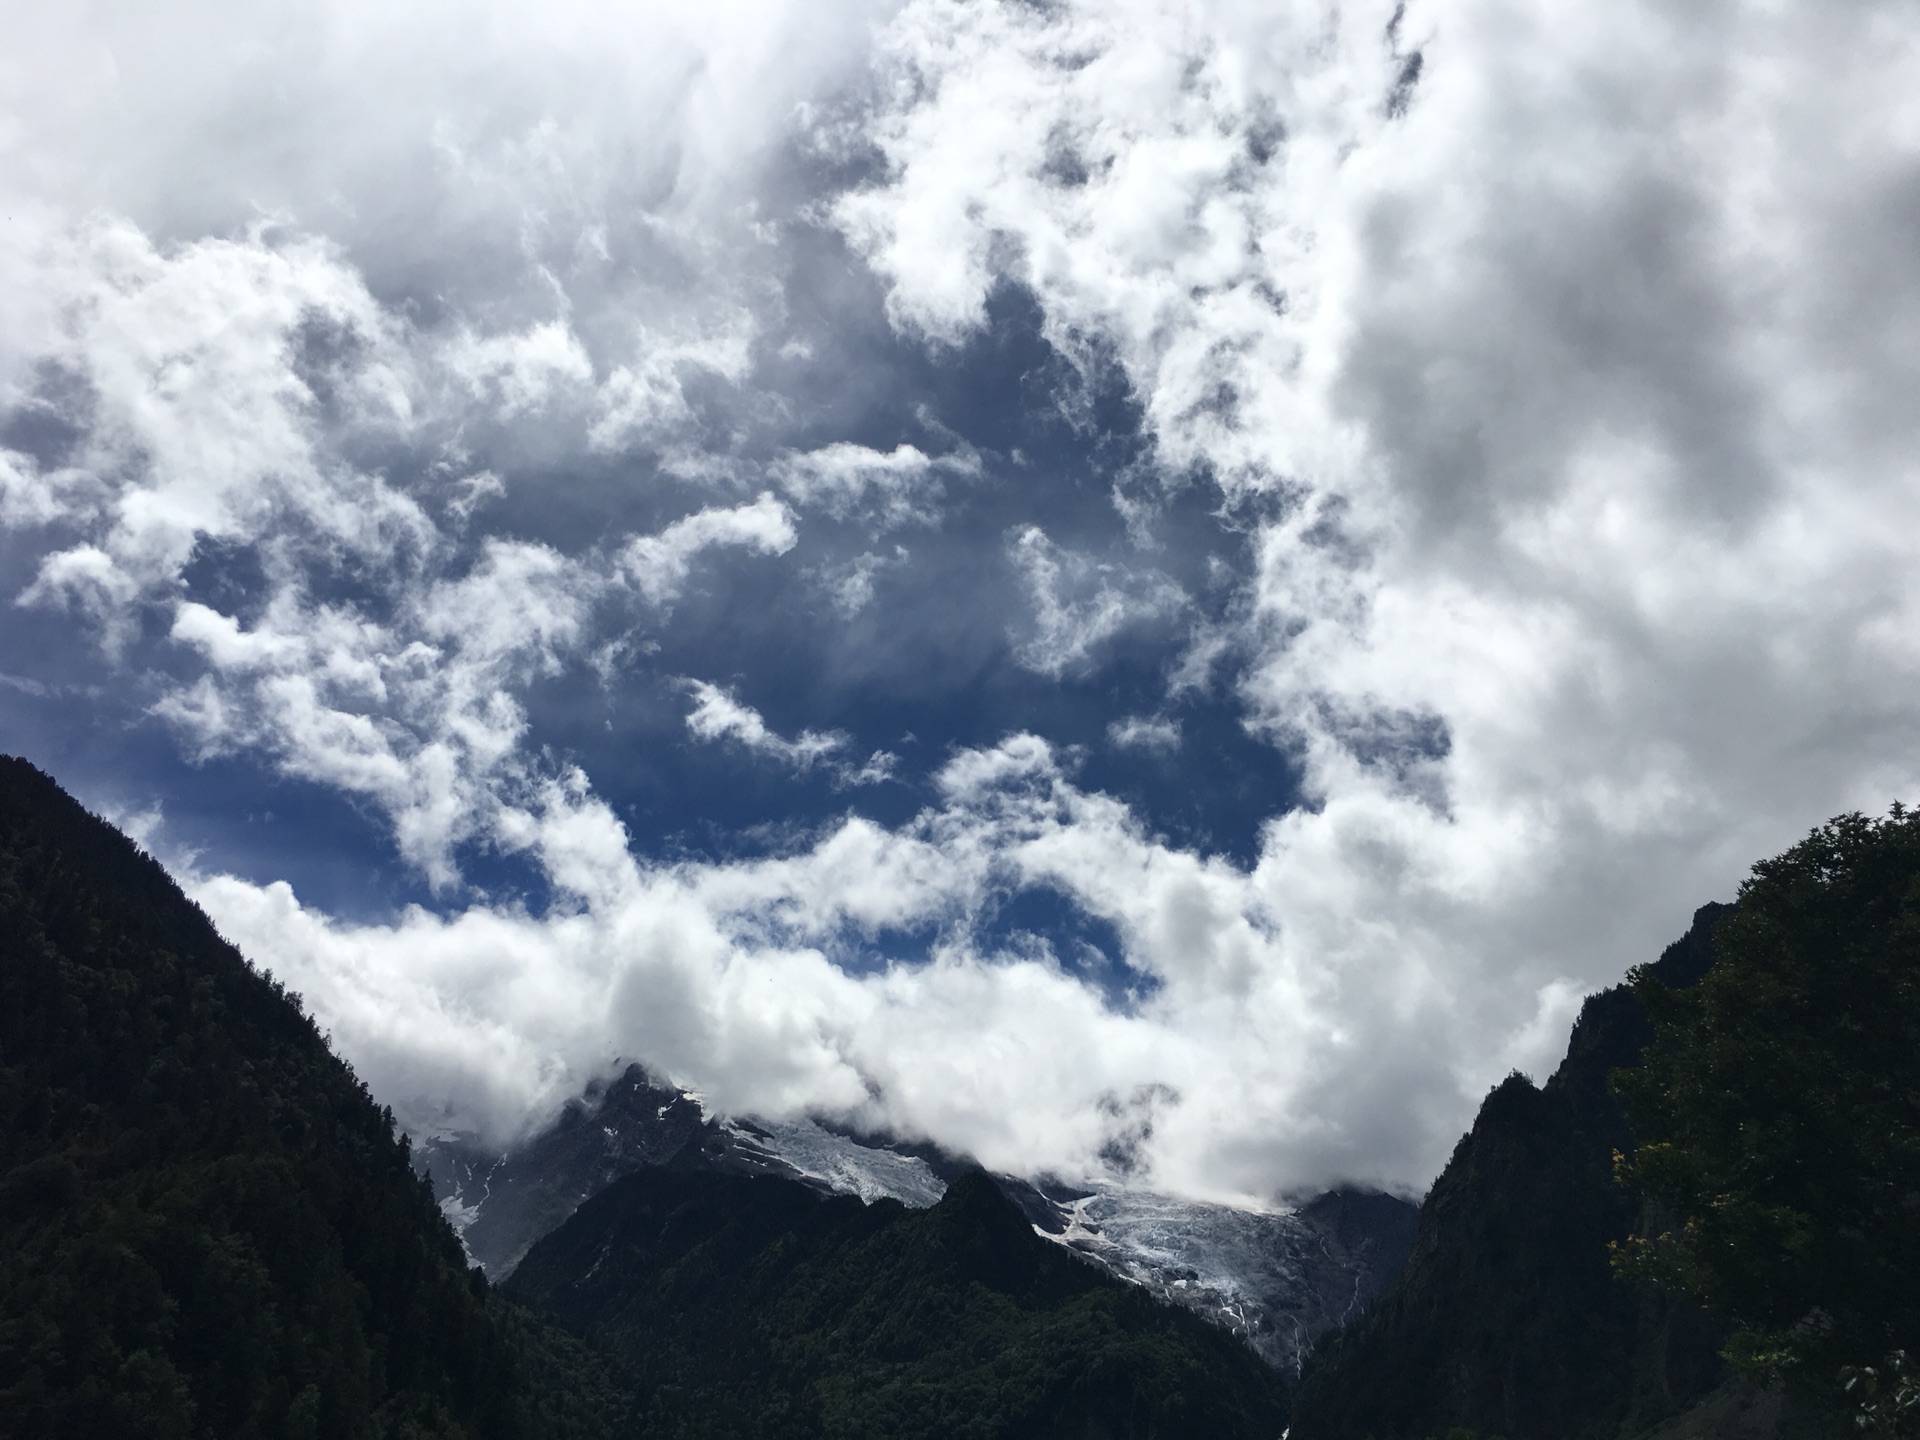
413;1063;1416;1371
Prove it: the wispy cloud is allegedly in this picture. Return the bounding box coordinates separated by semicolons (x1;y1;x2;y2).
682;680;846;771
1108;715;1180;753
621;497;799;608
774;441;977;528
1009;526;1186;677
682;680;898;789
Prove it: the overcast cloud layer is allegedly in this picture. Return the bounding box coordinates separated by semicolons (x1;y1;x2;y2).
4;0;1919;1204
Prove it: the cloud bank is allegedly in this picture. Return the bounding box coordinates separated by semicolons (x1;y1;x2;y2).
3;0;1919;1205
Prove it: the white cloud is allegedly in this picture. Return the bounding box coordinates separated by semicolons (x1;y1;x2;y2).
6;218;427;607
589;320;759;453
176;729;1590;1199
835;0;1379;492
0;219;813;888
8;0;1920;1209
1009;525;1187;676
1108;715;1180;753
678;680;899;789
682;679;847;771
0;219;637;886
163;739;1331;1197
808;0;1920;1182
157;538;604;886
0;448;94;528
808;547;908;615
844;751;899;787
443;318;594;415
621;495;799;607
774;441;975;527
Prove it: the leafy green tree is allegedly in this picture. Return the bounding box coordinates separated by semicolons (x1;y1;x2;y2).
1614;807;1920;1409
1843;1350;1919;1437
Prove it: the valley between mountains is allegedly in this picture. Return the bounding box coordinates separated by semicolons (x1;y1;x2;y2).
4;754;1911;1438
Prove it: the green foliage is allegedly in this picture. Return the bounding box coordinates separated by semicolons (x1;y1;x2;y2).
1841;1351;1919;1438
1615;809;1920;1398
0;757;621;1439
506;1164;1290;1439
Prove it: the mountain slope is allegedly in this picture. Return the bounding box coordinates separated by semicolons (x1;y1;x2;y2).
422;1063;1417;1371
0;756;617;1439
505;1164;1292;1439
1004;1177;1417;1371
1289;905;1733;1440
416;1066;954;1277
418;1063;716;1276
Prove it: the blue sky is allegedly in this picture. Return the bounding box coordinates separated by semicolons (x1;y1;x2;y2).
4;0;1919;1203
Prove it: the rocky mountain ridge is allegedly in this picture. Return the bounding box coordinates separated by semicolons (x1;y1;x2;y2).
415;1066;1417;1370
1290;904;1737;1439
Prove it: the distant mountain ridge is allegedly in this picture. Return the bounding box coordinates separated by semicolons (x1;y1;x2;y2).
417;1064;1417;1369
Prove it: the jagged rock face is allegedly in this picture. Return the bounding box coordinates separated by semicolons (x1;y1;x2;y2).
415;1064;712;1276
415;1063;1418;1372
414;1066;954;1275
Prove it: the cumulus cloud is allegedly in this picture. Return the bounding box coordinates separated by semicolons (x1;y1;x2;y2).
443;319;594;416
817;0;1920;1176
157;537;605;886
0;448;93;528
589;321;760;454
8;219;425;609
185;734;1499;1197
0;214;800;883
835;0;1376;489
6;0;1920;1208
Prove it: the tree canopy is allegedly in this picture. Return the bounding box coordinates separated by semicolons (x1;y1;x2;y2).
1615;807;1920;1402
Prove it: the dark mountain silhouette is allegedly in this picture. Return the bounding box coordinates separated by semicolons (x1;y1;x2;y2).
505;1163;1291;1439
0;756;622;1439
1290;906;1736;1440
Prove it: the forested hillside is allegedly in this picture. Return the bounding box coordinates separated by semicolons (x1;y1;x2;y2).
1296;810;1920;1439
0;757;619;1439
506;1164;1289;1439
